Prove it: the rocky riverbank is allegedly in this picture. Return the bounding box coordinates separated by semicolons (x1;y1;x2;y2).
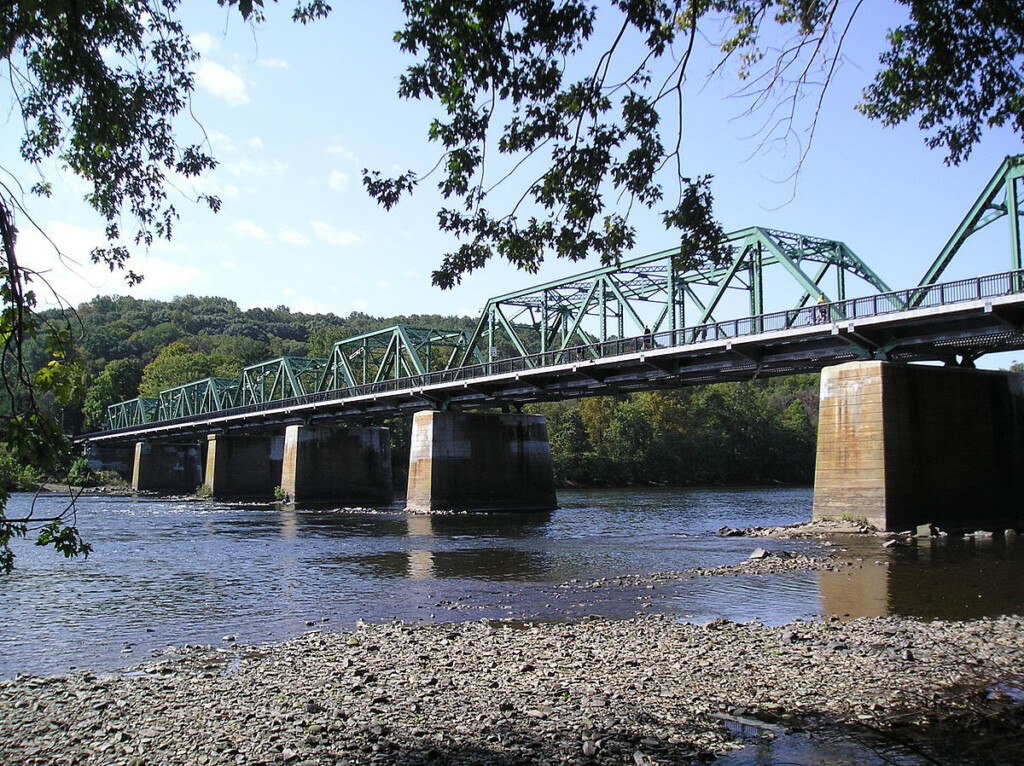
3;612;1022;765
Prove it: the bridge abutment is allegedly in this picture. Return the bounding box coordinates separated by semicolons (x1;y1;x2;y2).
131;441;203;493
813;361;1024;531
204;433;284;499
280;425;393;504
405;411;557;512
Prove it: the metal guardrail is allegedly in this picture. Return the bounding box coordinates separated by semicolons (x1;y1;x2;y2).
93;269;1024;437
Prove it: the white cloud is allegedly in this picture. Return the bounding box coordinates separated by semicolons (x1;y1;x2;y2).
191;32;218;55
247;136;264;149
326;143;359;164
291;296;335;314
278;288;333;314
208;130;238;152
196;61;249;106
260;57;289;69
220;260;239;270
328;171;350;193
279;228;310;246
377;280;392;290
230;219;269;241
138;258;212;296
16;222;211;307
222;158;288;177
185;171;240;203
312;221;363;247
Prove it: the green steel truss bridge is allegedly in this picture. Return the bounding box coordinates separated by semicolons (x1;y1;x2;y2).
90;155;1024;443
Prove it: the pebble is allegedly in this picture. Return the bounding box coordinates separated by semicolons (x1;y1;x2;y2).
1;612;1022;764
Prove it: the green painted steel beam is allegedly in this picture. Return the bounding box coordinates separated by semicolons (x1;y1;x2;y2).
459;224;892;366
104;397;158;430
323;324;481;389
158;377;240;419
241;357;325;405
919;154;1024;287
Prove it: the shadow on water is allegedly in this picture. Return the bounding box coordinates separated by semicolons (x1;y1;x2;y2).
817;534;1024;620
716;675;1024;766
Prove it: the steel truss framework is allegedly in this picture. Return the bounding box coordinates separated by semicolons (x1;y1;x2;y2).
241;357;326;406
158;377;239;420
104;397;158;430
319;325;482;391
918;154;1024;288
460;226;892;367
96;155;1024;434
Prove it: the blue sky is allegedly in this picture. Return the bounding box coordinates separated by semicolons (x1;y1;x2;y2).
10;3;1022;346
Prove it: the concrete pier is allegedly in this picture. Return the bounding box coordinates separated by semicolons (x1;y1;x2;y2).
204;433;284;499
131;441;203;493
87;443;136;481
280;425;393;503
813;361;1024;531
406;411;557;512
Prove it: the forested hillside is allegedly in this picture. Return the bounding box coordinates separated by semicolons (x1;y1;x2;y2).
30;294;820;488
34;294;476;433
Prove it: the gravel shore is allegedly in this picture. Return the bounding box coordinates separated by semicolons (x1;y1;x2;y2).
3;610;1022;765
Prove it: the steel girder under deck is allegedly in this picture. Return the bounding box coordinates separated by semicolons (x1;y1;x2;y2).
319;325;483;392
460;226;891;368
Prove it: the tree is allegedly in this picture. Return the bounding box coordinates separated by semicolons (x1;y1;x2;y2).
138;341;244;397
0;0;328;572
82;358;144;432
365;0;1023;288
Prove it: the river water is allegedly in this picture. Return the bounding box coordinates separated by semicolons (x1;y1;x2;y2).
4;486;1023;682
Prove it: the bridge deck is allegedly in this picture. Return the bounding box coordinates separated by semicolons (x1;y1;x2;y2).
82;270;1024;444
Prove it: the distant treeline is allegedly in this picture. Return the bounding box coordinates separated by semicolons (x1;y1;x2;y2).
19;294;819;488
529;377;819;487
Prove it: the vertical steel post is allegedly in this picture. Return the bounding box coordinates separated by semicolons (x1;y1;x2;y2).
837;247;848;301
1009;176;1022;275
599;279;607;343
667;261;677;338
487;308;495;364
541;292;548;355
748;242;764;333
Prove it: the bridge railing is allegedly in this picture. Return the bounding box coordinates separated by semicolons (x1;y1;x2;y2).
93;269;1024;437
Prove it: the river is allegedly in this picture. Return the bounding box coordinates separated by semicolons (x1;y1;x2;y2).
3;486;1023;681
